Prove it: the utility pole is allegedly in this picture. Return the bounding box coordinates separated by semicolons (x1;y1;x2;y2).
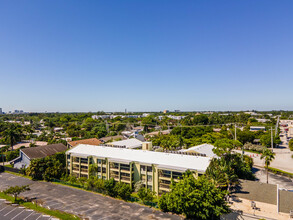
235;123;237;141
271;126;274;152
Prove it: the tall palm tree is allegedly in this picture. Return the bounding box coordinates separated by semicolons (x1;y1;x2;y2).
2;123;23;151
260;148;275;184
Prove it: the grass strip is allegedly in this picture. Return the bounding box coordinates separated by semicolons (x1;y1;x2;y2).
268;167;293;178
0;192;80;220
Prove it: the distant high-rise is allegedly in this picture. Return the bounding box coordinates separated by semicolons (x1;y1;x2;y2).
0;108;2;114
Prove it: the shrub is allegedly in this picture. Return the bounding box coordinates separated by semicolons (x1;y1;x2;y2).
104;178;117;197
243;143;265;153
114;182;132;200
137;187;154;204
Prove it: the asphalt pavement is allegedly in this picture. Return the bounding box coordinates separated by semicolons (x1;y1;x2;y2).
0;172;182;220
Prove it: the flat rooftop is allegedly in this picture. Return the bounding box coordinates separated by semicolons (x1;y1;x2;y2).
67;144;211;172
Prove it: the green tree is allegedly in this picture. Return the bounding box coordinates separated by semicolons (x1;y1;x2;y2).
206;158;239;194
260;148;275;184
4;185;30;202
5;149;20;161
260;133;281;148
237;130;255;144
2;123;23;151
158;172;229;219
193;114;209;125
213;138;242;158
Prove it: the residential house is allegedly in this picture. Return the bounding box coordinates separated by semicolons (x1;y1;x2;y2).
13;143;67;169
68;138;102;149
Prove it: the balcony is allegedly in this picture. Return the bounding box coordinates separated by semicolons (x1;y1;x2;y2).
110;167;119;172
159;183;171;191
121;177;131;182
159;175;171;180
80;168;88;173
120;169;131;174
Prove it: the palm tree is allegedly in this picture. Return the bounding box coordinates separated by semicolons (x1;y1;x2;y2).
206;158;239;194
2;123;23;151
260;148;275;184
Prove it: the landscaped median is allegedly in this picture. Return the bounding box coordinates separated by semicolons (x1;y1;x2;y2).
0;191;80;220
268;167;293;179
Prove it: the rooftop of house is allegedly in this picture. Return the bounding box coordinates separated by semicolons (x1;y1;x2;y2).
67;144;211;172
21;143;67;160
108;138;143;149
99;135;126;143
68;138;102;147
180;144;218;158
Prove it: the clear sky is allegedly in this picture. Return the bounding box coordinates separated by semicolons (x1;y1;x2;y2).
1;1;293;112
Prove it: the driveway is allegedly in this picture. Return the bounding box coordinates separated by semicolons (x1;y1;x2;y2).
0;173;181;220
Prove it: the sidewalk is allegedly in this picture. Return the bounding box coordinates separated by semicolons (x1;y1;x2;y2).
222;198;290;220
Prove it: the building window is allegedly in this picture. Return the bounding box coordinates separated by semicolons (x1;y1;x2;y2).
80;158;88;164
147;166;152;172
120;163;130;171
147;175;152;182
159;170;171;178
172;171;183;179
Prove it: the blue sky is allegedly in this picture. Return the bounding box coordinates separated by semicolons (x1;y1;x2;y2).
1;1;293;112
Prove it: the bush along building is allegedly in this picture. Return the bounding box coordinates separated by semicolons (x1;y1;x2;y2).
66;142;211;195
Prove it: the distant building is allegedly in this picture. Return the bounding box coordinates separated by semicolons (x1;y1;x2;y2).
174;110;180;112
92;115;110;120
256;119;270;123
0;108;2;114
146;129;172;137
250;126;266;132
12;143;67;169
163;110;169;114
167;115;186;120
107;138;143;149
99;135;126;143
179;144;218;158
68;138;102;149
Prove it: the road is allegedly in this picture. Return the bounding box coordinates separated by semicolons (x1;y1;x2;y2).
0;173;181;220
235;135;293;174
253;167;293;190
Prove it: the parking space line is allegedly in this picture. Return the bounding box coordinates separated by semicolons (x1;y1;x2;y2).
11;208;25;220
35;214;43;220
23;210;34;220
4;207;17;216
0;206;8;212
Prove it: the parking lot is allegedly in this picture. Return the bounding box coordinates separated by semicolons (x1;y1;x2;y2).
0;199;54;220
0;173;181;220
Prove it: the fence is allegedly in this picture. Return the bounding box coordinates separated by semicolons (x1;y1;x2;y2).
0;165;20;173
